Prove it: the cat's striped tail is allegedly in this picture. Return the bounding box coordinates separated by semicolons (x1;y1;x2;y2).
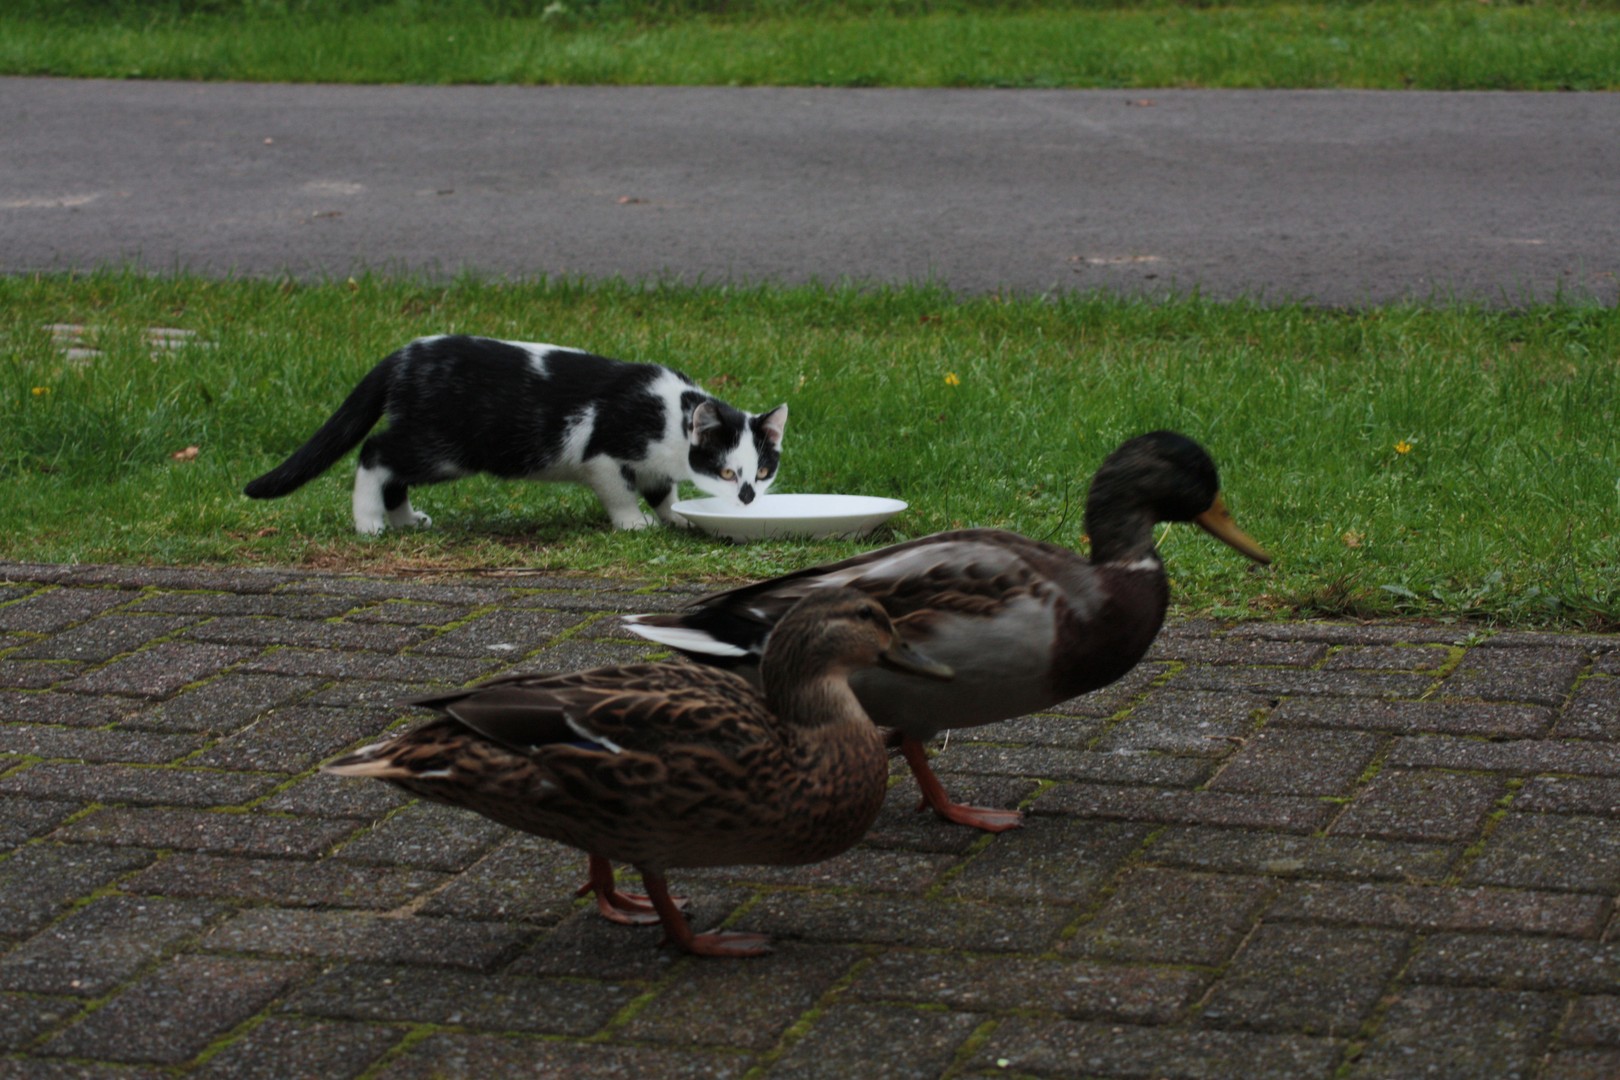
243;355;396;499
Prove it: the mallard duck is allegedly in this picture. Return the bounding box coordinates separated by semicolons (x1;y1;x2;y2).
625;430;1270;833
324;588;951;957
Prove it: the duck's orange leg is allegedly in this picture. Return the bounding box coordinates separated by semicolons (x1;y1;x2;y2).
899;736;1024;833
575;854;687;926
641;869;770;958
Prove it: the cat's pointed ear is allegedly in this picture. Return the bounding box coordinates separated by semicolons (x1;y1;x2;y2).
690;400;723;445
757;405;788;448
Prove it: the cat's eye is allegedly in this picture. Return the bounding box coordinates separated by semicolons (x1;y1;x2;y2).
721;468;737;481
756;468;770;480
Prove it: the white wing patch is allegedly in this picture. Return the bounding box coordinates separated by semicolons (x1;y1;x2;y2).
621;617;751;657
565;713;624;754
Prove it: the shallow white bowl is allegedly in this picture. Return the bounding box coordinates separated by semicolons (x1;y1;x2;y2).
672;493;907;542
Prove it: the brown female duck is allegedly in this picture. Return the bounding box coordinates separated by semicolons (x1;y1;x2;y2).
324;588;951;957
626;430;1270;833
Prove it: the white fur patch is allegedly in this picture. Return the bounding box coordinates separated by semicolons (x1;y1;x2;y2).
352;463;390;535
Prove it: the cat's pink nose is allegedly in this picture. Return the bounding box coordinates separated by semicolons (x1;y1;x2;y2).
739;484;756;505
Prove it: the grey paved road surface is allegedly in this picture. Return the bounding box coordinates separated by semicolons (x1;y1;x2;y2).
3;562;1619;1077
5;77;1618;305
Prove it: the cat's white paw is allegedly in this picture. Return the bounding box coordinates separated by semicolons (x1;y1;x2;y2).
355;518;387;537
612;511;662;531
391;509;432;529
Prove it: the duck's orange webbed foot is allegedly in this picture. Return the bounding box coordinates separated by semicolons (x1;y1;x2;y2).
577;854;689;926
899;736;1025;833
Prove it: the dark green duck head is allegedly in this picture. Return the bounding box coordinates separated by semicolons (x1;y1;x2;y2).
1083;431;1271;566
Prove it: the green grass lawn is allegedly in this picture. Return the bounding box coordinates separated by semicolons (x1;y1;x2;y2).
4;0;1618;89
4;272;1618;627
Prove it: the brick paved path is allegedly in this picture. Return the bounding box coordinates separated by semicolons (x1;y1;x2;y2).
2;562;1618;1079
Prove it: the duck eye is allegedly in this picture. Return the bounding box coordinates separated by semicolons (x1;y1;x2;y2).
721;468;737;481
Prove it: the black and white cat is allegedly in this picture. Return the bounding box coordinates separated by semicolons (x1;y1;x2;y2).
243;335;787;534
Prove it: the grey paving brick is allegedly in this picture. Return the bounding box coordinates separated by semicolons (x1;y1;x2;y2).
510;892;742;982
1542;1048;1620;1080
0;796;80;846
520;637;664;672
0;724;202;764
1503;773;1620;816
940;819;1148;905
1407;933;1620;992
304;679;440;709
287;961;633;1035
343;599;468;626
125;672;325;735
1321;644;1453;671
414;833;590;922
1203;924;1408;1035
1068;867;1275;966
1144;826;1456;883
10;615;196;663
66;642;258;698
684;844;957;897
1147;637;1328;666
0;588;130;633
199;909;530;971
0;992;82;1052
39;956;309;1065
972;1017;1341;1080
980;711;1107;747
1330;768;1504;843
234;647;497;684
0;845;156;935
0;896;225;996
188;1018;403;1080
1465;812;1620;892
1388;737;1620;776
0;661;82;690
58;807;359;857
1270;882;1607;937
935;742;1209;786
1558;676;1620;741
1271;696;1553;737
845;951;1205;1024
1033;782;1333;833
123;853;450;909
331;800;509;871
620;944;857;1050
765;1003;979;1080
1048;660;1171;716
1208;728;1383;796
190;704;395;772
737;893;1072;953
130;591;364;619
0;763;284;807
1091;689;1270;755
374;1033;753;1080
1564;995;1620;1045
409;608;587;658
0;691;138;727
1228;623;1467;646
1440;646;1586;706
1349;985;1562;1079
183;615;429;651
259;770;411;819
1169;665;1434;698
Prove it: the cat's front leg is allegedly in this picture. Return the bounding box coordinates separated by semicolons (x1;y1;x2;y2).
643;481;691;529
585;464;662;530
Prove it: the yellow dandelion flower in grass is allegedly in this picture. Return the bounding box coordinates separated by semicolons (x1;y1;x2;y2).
1394;439;1413;455
31;386;51;397
944;372;961;387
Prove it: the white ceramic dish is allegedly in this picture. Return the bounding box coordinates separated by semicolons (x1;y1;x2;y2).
672;493;907;542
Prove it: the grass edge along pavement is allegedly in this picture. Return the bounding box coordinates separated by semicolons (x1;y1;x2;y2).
4;0;1620;90
4;272;1619;629
0;560;1618;1077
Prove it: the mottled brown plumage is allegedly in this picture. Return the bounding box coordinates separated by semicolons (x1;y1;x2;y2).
325;588;950;957
626;431;1271;833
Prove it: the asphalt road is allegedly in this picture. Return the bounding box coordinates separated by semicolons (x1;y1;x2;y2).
5;77;1617;306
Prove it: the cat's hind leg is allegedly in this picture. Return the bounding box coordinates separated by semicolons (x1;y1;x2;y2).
383;477;433;531
352;463;392;535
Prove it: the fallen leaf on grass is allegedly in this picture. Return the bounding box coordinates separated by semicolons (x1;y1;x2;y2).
170;445;200;462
